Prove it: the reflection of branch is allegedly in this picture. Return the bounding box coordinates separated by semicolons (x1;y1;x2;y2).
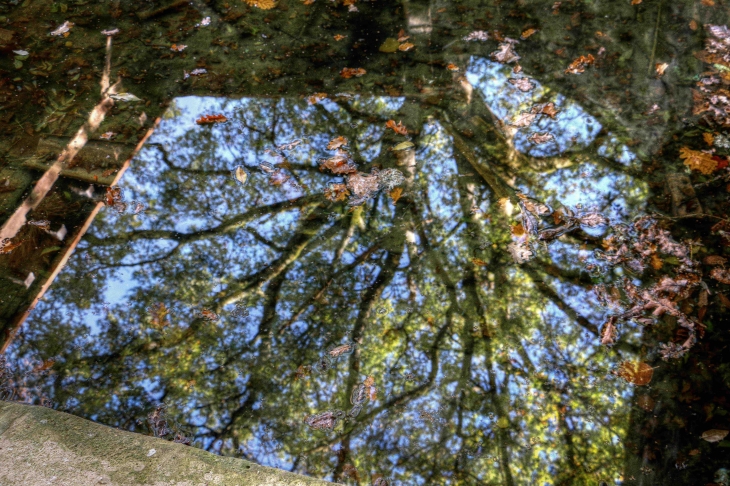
522;263;599;336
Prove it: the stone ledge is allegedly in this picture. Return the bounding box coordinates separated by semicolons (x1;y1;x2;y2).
0;401;329;486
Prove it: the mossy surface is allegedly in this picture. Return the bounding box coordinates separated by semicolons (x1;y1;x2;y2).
0;401;329;486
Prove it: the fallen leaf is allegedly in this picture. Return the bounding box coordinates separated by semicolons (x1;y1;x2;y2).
398;42;414;51
600;317;617;345
397;29;409;42
704;132;715;146
391;141;415;151
324;183;350;202
701;0;715;6
340;67;367;78
320;151;357;174
565;54;595;74
234;166;249;185
244;0;277;9
520;28;538;39
170;44;187;52
510;111;537;128
307;92;327;104
710;267;730;284
616;361;654;385
99;132;116;140
446;63;460;71
631;0;642;4
200;309;219;321
690;20;698;30
703;255;727;266
379;38;400;53
528;132;554;144
533;102;560;119
196;114;227;125
389;187;403;203
656;62;669;76
347;172;380;204
491;40;521;63
463;30;489;42
385;120;408;135
701;429;728;442
327;136;348;150
508;77;535;92
333;34;346;41
50;21;73;36
0;238;24;254
679;147;718;175
650;253;663;270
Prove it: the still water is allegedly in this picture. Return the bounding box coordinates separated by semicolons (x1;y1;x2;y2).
1;0;730;484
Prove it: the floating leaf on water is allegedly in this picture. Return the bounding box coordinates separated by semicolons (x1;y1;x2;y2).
327;342;356;359
324;183;350;202
565;54;595;74
379;38;400;53
385;120;408;135
528;132;554;144
244;0;277;8
234;166;249;186
333;34;346;41
347;171;380;205
170;44;187;52
50;21;73;36
446;63;460;71
398;42;415;51
600;316;617;346
520;28;538;39
463;30;489;42
109;92;142;102
340;67;367;78
507;241;533;264
578;212;609;227
327;136;348;150
679;147;718;175
508;77;535;92
391;141;415;151
307;92;328;104
510;111;537;128
198;16;211;26
101;28;119;36
276;139;302;151
389;187;403;204
183;68;208;80
491;39;521;64
13;50;29;56
710;267;730;284
199;309;219;321
196;114;227;125
320;151;357;174
28;219;51;231
377;168;406;190
532;102;560;119
616;361;654;385
656;62;669;77
99;132;116;140
703;255;728;266
701;429;729;443
397;29;409;42
304;410;345;430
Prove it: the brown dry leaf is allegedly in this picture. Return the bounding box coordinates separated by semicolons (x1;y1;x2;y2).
398;42;415;52
303;0;315;4
704;132;715;146
333;34;346;41
600;318;617;345
327;136;348;150
340;67;367;78
679;147;718;175
385;120;408;135
701;0;715;6
565;54;595;74
655;62;669;77
528;132;554;144
710;267;730;284
510;111;537;128
307;92;327;104
631;0;642;4
397;29;409;42
347;172;380;201
471;258;488;267
389;187;403;203
0;238;24;254
324;183;350;202
508;77;536;92
363;376;375;387
701;429;728;442
650;253;663;270
617;361;654;385
510;223;526;236
320;152;357;174
513;64;523;74
446;63;460;71
244;0;277;9
520;28;538;39
491;40;521;64
704;255;727;265
690;20;698;31
537;102;560;118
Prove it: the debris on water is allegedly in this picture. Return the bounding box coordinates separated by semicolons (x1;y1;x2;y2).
304;410;345;430
109;92;142;102
377;168;405;191
183;69;207;80
101;28;119;36
99;132;116;140
463;30;489;42
147;449;156;457
197;17;211;27
13;50;28;56
491;39;520;64
50;21;73;36
327;342;356;359
234;166;249;185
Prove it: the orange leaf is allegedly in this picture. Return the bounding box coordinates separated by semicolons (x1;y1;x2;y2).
679;147;718;175
616;361;654;385
389;187;403;203
471;258;488;267
703;132;715;146
565;54;595;74
520;28;538;39
307;92;327;104
244;0;277;9
398;42;414;51
327;136;348;150
340;67;366;79
196;114;228;125
333;34;346;41
385;120;408;135
397;29;409;42
320;151;357;174
324;183;350;202
446;63;460;71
